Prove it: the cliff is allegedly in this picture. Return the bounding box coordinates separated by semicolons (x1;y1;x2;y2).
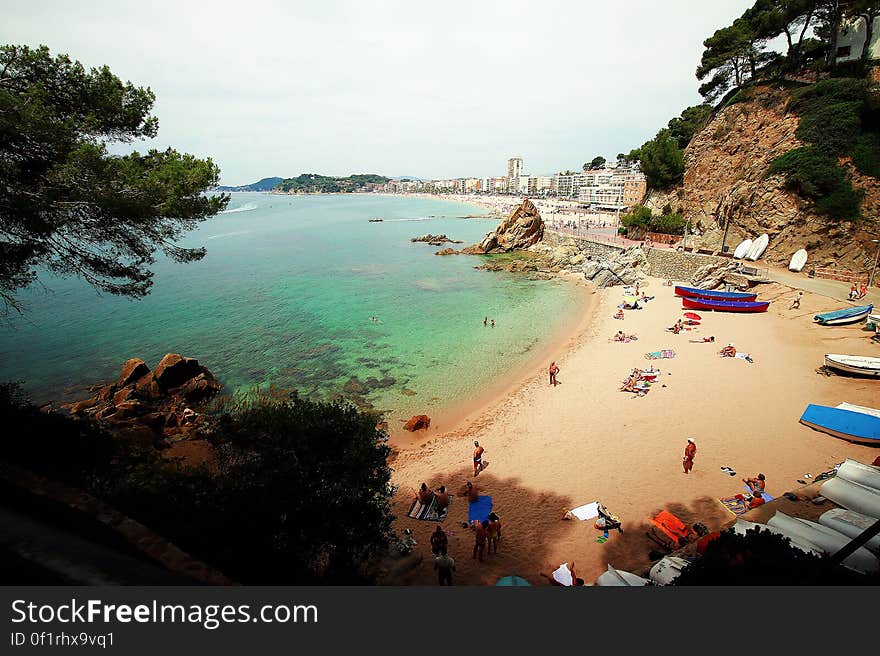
647;85;879;272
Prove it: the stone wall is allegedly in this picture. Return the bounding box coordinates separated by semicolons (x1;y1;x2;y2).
543;230;729;281
645;248;729;281
543;231;626;260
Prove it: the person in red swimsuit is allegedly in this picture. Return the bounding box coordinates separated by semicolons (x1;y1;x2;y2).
549;361;560;386
683;438;696;474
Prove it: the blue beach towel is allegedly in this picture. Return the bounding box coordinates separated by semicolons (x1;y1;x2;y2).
468;495;493;523
743;486;774;502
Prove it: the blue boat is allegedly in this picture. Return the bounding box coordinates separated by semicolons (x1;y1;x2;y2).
814;304;873;326
799;404;880;445
674;285;757;301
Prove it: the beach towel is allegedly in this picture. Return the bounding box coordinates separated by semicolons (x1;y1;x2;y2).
720;496;749;516
645;349;675;360
407;494;453;522
552;563;574;586
569;502;600;521
651;510;693;545
468;495;493;523
743;486;774;502
734;353;754;362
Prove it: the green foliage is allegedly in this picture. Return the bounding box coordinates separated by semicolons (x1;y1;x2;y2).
0;384;396;584
620;205;686;235
588;156;606;170
667;104;713;149
797;101;864;155
637;129;685;190
770;146;864;219
852;133;880;177
0;44;228;314
278;173;389;193
674;527;874;585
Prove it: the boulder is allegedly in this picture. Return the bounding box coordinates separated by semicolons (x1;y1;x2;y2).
69;396;100;415
153;354;204;390
134;373;162;399
176;374;223;402
472;198;544;254
343;377;367;395
112;386;135;406
404;414;431;431
117;358;150;387
435;248;457;256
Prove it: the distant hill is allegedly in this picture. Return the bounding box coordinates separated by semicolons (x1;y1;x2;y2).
216;177;283;192
277;174;390;193
390;175;427;182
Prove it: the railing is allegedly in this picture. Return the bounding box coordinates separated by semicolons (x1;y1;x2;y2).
811;267;875;286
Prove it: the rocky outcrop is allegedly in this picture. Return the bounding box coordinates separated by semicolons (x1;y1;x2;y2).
649;84;878;271
581;247;648;288
67;354;222;444
411;234;463;245
404;414;431;431
434;248;457;256
469;199;544;254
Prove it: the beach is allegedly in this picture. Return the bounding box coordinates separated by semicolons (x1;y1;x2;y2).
387;273;879;585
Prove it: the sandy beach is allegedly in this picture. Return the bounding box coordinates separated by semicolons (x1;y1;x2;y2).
387;272;879;585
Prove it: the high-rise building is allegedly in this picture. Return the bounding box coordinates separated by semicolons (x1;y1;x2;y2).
507;156;523;193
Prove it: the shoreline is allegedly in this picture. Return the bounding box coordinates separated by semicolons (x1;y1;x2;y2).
387;274;878;585
388;275;597;448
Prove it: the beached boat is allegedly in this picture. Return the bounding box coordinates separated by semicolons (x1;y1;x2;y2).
733;238;753;259
799;404;880;445
819;509;880;554
789;248;808;272
813;304;874;326
837;403;880;419
823;354;880;378
821;477;880;519
746;233;769;261
681;297;769;313
674;285;758;301
766;511;879;574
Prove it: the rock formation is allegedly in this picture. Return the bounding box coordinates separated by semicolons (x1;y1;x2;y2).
467;198;544;254
411;234;463;245
646;85;878;270
67;354;222;444
580;247;648;288
404;414;431;431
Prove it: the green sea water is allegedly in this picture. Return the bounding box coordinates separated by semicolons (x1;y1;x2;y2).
0;194;584;425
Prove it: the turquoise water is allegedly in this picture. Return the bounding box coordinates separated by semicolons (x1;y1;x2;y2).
0;194;583;425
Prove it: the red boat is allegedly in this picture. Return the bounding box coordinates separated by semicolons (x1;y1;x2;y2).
682;297;769;313
674;285;757;302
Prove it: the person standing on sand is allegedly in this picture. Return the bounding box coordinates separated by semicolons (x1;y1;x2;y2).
789;291;803;310
549;361;560;386
473;441;486;476
473;520;489;561
683;438;697;474
434;549;455;585
430;525;448;556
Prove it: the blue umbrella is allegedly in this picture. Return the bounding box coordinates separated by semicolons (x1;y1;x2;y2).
495;575;531;586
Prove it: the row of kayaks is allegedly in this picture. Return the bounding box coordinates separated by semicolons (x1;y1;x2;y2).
675;285;769;313
733;234;769;261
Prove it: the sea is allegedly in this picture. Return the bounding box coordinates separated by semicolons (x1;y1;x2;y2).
0;193;584;427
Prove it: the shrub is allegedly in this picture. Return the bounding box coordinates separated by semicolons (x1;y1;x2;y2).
796;101;863;155
770;147;863;220
852;133;880;178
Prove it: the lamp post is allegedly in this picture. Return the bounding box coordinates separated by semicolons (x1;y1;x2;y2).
870;239;880;289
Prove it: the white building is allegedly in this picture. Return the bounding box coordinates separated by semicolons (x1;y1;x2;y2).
835;15;880;63
507;156;523;193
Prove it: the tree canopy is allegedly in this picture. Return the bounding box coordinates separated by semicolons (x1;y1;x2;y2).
0;44;228;313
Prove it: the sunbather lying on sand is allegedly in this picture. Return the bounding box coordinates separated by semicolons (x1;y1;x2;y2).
612;331;638;342
613;309;624;320
689;336;715;343
720;344;736;357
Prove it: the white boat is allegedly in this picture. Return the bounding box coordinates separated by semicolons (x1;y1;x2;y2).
731;519;822;555
789;248;808;272
746;234;769;261
818;509;880;554
595;564;649;586
837;403;880;419
733;238;753;259
648;556;690;585
766;511;879;573
823;354;880;378
836;458;880;492
820;477;880;518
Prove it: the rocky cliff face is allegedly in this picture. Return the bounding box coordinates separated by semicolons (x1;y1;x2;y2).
466;198;544;254
647;85;879;271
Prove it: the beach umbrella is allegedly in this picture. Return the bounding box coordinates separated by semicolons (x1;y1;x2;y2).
495;575;531;586
683;312;702;320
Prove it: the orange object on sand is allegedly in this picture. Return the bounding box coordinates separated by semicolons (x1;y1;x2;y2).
696;531;722;555
651;510;694;545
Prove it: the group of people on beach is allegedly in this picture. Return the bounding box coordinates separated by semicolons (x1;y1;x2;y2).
849;282;869;301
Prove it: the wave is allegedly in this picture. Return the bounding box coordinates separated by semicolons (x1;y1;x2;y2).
385;217;441;222
219;202;258;214
206;230;253;241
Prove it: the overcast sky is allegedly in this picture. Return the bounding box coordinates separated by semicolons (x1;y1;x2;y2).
3;0;755;184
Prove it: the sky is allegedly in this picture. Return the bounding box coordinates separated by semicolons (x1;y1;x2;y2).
2;0;756;185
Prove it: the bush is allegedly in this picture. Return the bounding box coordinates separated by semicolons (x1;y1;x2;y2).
0;385;396;584
796;101;864;155
638;129;685;190
620;205;652;230
620;205;686;235
852;133;880;178
771;147;863;220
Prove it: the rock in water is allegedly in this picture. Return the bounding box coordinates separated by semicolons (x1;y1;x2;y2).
471;198;544;254
117;358;150;387
153;353;205;390
404;414;431;431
